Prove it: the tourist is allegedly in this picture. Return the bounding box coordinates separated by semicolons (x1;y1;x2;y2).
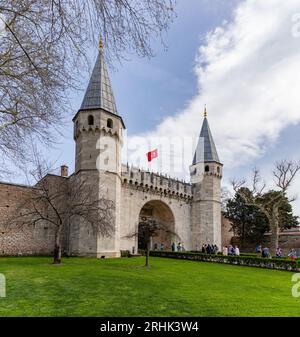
227;245;232;255
214;245;219;254
223;246;228;256
154;243;158;250
288;249;297;260
276;247;283;258
234;246;240;256
228;245;235;255
202;244;206;253
262;247;271;258
256;244;262;254
177;242;182;252
171;242;176;252
160;243;164;251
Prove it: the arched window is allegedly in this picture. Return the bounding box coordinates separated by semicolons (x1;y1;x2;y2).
107;118;113;128
217;166;220;173
88;115;94;126
205;165;210;172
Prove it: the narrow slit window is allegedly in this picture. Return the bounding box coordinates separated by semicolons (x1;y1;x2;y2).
88;115;94;126
107;118;113;128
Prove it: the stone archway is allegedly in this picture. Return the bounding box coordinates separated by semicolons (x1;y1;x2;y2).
138;200;175;251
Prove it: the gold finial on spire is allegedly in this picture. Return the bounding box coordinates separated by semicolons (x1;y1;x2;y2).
99;35;104;50
204;104;207;118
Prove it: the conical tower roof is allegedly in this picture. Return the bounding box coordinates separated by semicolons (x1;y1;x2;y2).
80;42;118;115
193;109;220;165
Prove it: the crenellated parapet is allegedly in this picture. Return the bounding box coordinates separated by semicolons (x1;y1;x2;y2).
121;164;193;202
73;110;123;141
73;121;120;140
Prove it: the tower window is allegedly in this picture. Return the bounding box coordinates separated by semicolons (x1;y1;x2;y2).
88;115;94;126
205;165;210;172
217;166;220;173
107;118;113;129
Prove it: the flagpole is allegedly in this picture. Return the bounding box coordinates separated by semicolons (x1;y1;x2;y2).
159;144;162;175
147;148;151;172
148;155;151;172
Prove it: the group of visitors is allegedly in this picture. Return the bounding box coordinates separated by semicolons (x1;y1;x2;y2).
172;242;185;252
154;241;298;260
256;244;298;259
256;244;271;258
201;243;219;254
153;243;165;251
153;242;186;252
222;245;240;256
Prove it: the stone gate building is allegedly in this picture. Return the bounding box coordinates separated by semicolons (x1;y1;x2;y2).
0;44;223;257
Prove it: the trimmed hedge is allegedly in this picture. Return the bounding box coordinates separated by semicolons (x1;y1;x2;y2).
149;251;300;272
120;250;130;257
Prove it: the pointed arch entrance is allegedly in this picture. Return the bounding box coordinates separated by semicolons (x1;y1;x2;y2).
138;200;175;251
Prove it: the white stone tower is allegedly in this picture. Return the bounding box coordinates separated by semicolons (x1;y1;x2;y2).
71;39;125;257
190;107;223;249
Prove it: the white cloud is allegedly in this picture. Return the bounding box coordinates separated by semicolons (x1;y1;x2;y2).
127;0;300;185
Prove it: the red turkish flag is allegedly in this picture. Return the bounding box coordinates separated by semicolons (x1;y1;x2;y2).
147;149;158;162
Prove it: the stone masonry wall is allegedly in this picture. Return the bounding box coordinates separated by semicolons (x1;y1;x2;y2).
120;168;192;251
0;182;56;255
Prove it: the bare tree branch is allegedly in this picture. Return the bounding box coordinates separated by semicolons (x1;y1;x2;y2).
0;0;176;173
4;153;115;264
273;160;300;191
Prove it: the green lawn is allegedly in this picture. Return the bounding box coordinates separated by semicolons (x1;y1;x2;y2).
0;256;299;316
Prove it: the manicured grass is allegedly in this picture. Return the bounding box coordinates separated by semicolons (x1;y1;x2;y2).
0;256;299;316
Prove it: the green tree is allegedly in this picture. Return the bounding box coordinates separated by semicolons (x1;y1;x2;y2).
260;190;299;230
232;161;300;254
225;193;269;245
225;191;299;246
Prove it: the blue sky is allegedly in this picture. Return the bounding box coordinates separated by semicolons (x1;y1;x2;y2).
24;0;300;215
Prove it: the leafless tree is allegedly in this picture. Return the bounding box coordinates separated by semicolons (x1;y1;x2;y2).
231;160;300;255
221;186;232;212
125;219;178;268
5;157;115;264
0;0;176;172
